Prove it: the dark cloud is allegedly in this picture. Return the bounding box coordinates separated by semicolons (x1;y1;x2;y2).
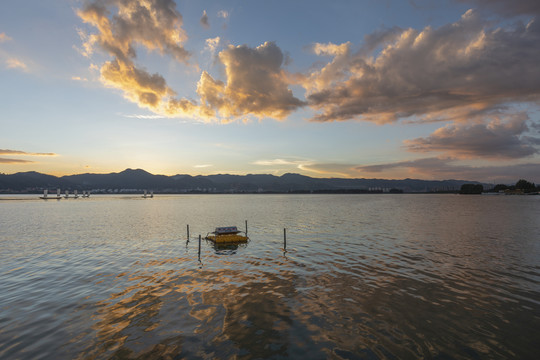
305;10;540;123
356;157;540;183
200;10;209;29
404;115;539;159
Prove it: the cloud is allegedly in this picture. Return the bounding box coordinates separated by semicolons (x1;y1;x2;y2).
458;0;540;16
200;10;210;29
197;41;305;120
77;0;197;117
0;149;56;164
217;10;229;19
305;10;540;124
253;158;310;166
0;158;33;164
0;32;12;42
194;164;213;168
404;114;539;159
355;157;540;183
0;149;57;156
123;114;167;119
205;36;221;55
5;58;28;71
297;163;359;178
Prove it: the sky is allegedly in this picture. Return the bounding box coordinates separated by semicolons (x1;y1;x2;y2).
1;0;539;183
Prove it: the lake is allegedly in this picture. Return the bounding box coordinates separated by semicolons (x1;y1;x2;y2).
1;194;539;359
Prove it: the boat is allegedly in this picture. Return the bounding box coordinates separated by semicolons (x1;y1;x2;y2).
205;226;249;244
39;189;62;200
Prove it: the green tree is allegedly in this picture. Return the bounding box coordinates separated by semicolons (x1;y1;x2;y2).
515;179;536;193
460;184;483;194
493;184;509;192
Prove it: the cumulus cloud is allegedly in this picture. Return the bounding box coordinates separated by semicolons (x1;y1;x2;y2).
305;10;540;123
197;41;305;120
204;36;221;56
405;114;539;159
77;0;196;117
77;2;301;121
200;10;209;29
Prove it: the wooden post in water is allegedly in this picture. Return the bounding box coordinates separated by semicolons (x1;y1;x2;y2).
283;228;287;250
245;220;248;236
198;235;201;257
187;224;190;240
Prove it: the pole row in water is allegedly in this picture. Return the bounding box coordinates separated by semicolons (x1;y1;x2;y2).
184;221;288;251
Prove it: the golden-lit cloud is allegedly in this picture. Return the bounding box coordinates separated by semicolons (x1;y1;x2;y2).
205;36;221;55
77;2;302;121
0;158;33;164
0;149;57;156
197;42;305;121
0;149;57;164
77;0;196;117
305;10;540;124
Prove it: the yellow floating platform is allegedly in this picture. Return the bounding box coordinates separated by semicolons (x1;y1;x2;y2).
206;234;249;244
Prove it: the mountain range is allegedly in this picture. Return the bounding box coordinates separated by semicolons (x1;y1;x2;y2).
0;168;487;193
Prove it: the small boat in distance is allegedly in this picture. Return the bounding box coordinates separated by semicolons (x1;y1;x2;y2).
206;226;249;244
40;189;61;200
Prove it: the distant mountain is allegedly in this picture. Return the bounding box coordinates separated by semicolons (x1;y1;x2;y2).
0;168;487;193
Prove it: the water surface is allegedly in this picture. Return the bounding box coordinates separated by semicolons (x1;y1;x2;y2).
1;194;539;359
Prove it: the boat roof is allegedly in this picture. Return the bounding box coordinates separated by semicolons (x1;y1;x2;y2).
214;226;240;234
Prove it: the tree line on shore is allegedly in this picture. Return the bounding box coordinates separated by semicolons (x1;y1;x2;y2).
460;179;538;194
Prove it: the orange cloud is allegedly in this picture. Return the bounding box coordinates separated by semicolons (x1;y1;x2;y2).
0;149;57;156
0;158;33;164
197;42;305;121
0;149;57;164
77;0;195;117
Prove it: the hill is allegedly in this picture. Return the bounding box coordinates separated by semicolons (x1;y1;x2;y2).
0;168;487;193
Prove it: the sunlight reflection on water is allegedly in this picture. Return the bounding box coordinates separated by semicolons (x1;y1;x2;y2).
0;194;539;359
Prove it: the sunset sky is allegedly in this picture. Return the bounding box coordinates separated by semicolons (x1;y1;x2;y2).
1;0;539;183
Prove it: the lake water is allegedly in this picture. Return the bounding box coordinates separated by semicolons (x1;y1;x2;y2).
0;194;539;359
